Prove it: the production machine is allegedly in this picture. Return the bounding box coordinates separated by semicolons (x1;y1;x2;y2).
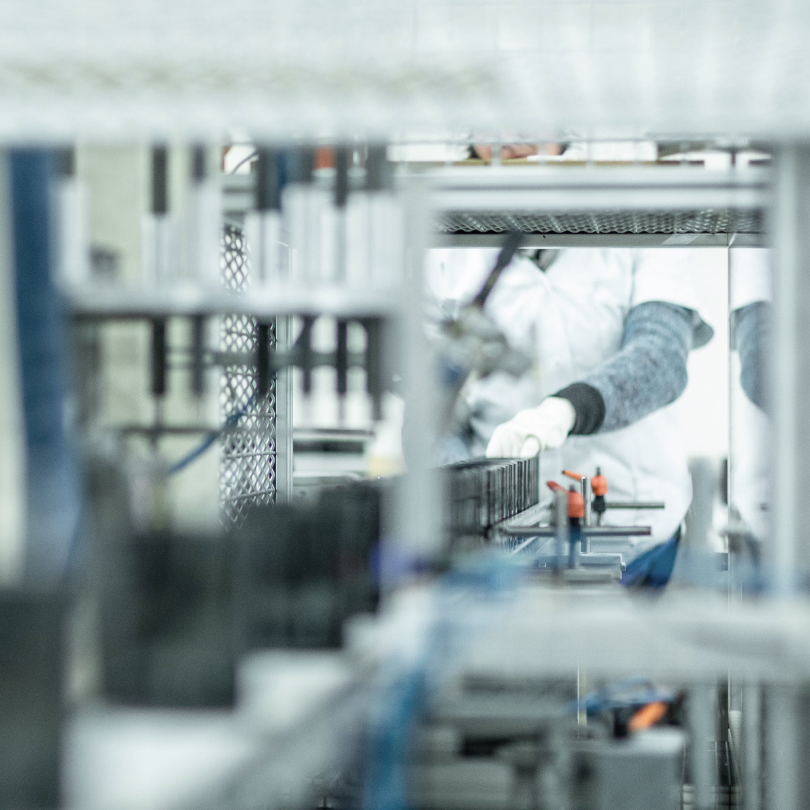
0;141;773;810
5;6;810;810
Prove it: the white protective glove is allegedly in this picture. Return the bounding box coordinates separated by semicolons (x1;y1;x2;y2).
485;396;576;458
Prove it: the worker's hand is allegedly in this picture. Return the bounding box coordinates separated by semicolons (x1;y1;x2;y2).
485;397;576;458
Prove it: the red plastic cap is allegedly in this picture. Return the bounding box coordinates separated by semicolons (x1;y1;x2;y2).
567;488;585;519
591;474;608;496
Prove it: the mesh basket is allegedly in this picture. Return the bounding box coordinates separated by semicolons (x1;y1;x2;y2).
219;224;277;527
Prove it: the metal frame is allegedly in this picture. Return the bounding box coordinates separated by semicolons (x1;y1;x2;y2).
424;165;768;249
434;232;765;248
424;165;769;212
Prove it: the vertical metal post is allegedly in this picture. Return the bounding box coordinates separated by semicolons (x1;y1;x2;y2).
582;476;592;552
190;315;205;398
274;319;293;503
771;145;810;594
554;489;568;575
743;682;762;810
688;683;718;810
765;686;801;810
388;180;442;576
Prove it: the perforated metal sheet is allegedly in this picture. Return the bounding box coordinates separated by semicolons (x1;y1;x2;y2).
219;224;277;527
437;208;762;236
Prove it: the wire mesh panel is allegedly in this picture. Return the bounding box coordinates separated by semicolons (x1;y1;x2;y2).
437;209;762;236
219;224;277;527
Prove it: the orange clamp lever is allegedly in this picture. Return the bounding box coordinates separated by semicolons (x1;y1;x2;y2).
548;481;585;519
564;468;609;496
567;488;585;519
627;701;668;733
591;474;608;496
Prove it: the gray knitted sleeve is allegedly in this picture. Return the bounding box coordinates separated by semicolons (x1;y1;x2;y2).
732;301;771;413
588;301;693;432
556;301;694;434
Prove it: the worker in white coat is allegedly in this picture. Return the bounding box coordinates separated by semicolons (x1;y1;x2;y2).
427;247;713;587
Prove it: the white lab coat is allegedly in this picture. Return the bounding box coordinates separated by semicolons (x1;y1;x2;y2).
729;248;771;542
427;248;711;560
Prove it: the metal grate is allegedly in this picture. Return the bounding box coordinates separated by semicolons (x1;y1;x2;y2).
436;209;762;235
219;224;277;528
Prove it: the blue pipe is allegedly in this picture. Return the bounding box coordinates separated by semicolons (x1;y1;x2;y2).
9;149;81;583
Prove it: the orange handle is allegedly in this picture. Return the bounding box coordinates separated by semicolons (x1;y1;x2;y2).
627;701;668;733
567;489;585;519
562;469;584;482
591;474;608;496
547;481;566;492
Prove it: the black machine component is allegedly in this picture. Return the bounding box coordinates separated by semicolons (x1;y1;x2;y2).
236;483;381;650
95;482;382;708
97;530;238;708
0;590;63;810
151;145;169;215
446;457;540;537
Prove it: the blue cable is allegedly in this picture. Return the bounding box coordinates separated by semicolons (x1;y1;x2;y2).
168;395;255;475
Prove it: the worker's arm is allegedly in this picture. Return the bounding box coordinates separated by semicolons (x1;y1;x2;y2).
732;300;772;413
486;301;696;457
555;301;693;434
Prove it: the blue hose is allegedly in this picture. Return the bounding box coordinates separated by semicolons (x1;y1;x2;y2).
9;149;82;584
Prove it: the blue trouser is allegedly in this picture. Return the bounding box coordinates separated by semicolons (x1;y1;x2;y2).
621;530;681;589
